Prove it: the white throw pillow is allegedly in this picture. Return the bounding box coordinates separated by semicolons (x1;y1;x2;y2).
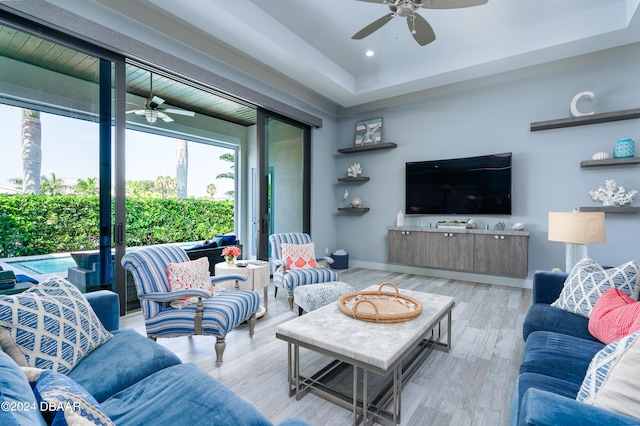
281;243;317;270
551;258;640;318
167;257;212;308
577;331;640;418
0;276;112;374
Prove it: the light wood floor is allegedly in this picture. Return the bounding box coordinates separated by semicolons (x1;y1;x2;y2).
120;267;531;426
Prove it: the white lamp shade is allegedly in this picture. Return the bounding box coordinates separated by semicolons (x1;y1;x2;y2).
548;211;606;244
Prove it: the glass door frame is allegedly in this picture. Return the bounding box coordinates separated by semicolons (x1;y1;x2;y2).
255;108;311;261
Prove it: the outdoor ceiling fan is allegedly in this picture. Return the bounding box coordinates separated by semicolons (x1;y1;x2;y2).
126;73;195;124
352;0;489;46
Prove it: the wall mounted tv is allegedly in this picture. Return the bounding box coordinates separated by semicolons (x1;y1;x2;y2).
405;152;512;215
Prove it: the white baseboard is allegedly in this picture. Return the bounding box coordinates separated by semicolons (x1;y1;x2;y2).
349;260;533;289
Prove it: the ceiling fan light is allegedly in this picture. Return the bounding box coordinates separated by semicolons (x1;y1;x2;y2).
145;109;158;124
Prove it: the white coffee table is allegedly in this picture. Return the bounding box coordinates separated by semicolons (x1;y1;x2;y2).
215;261;269;318
276;286;454;425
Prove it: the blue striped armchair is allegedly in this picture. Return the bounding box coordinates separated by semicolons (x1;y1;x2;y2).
121;244;260;367
269;233;339;310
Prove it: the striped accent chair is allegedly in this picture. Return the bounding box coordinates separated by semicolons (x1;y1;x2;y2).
269;233;339;310
121;244;259;367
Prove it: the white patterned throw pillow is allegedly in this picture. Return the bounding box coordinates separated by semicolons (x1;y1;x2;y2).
551;258;640;318
0;276;112;374
577;331;640;418
281;243;317;270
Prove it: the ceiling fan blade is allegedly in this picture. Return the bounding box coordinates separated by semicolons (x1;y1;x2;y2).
407;13;435;46
158;112;174;123
126;109;141;114
352;13;395;40
161;107;195;117
421;0;488;9
133;110;145;116
355;0;386;3
149;96;165;109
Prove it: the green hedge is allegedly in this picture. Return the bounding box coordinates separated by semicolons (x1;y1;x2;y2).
0;194;234;257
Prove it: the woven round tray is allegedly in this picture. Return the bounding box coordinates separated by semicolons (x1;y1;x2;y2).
338;282;422;323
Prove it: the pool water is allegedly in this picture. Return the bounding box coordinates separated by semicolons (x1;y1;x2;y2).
6;257;77;275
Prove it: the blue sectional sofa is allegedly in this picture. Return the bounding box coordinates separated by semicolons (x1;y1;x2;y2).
511;271;640;425
0;290;309;426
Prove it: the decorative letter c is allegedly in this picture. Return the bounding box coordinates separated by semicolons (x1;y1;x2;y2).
570;91;595;117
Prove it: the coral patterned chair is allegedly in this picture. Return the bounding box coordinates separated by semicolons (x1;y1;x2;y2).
121;244;259;366
269;233;339;310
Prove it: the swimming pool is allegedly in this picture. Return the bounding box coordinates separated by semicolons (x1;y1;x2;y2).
5;256;77;275
4;242;197;275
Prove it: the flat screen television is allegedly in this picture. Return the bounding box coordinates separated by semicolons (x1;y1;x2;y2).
405;152;512;215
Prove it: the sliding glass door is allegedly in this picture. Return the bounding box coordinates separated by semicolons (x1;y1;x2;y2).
0;17;116;295
256;110;310;260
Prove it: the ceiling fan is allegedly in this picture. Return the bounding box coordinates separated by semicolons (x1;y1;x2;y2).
352;0;489;46
126;73;195;124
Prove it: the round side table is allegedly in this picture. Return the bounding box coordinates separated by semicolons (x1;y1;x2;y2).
214;261;269;318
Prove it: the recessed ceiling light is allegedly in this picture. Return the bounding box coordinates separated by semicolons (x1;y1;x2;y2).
366;50;374;57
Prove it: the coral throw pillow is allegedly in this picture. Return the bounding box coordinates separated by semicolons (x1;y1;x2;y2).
281;243;317;270
589;288;640;344
167;257;212;293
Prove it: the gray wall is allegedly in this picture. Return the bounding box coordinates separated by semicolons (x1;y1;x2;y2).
333;42;640;286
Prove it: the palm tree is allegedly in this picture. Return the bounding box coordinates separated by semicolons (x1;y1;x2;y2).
41;172;66;195
21;109;42;194
206;183;217;199
216;152;235;198
74;177;99;196
154;176;177;198
176;139;188;199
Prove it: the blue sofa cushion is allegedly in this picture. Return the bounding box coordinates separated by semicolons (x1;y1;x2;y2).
67;329;181;403
518;387;640;426
522;303;597;342
0;351;46;426
519;331;604;385
511;372;581;426
22;366;113;426
101;363;273;426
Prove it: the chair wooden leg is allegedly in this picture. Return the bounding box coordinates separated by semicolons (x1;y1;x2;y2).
274;287;278;297
288;291;294;311
147;335;157;342
298;306;303;316
248;313;257;337
215;337;226;367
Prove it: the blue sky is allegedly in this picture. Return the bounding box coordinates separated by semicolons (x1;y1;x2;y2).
0;105;234;198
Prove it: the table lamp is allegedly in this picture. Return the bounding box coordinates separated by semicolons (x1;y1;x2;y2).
548;210;606;272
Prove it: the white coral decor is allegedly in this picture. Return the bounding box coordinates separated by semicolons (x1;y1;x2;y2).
347;163;362;177
589;179;638;207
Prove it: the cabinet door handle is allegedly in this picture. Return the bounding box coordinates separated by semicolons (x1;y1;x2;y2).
500;236;505;240
494;235;499;239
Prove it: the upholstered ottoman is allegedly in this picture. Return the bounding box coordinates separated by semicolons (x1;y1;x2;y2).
293;281;355;315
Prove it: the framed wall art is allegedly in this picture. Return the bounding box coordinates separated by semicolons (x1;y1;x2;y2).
355;117;382;146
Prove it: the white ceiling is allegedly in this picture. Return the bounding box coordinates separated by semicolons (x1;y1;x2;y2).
50;0;640;108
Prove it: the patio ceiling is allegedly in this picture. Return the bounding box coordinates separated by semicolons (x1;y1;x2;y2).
0;25;257;126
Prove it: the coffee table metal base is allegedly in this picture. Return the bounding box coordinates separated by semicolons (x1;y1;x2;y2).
285;312;452;426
